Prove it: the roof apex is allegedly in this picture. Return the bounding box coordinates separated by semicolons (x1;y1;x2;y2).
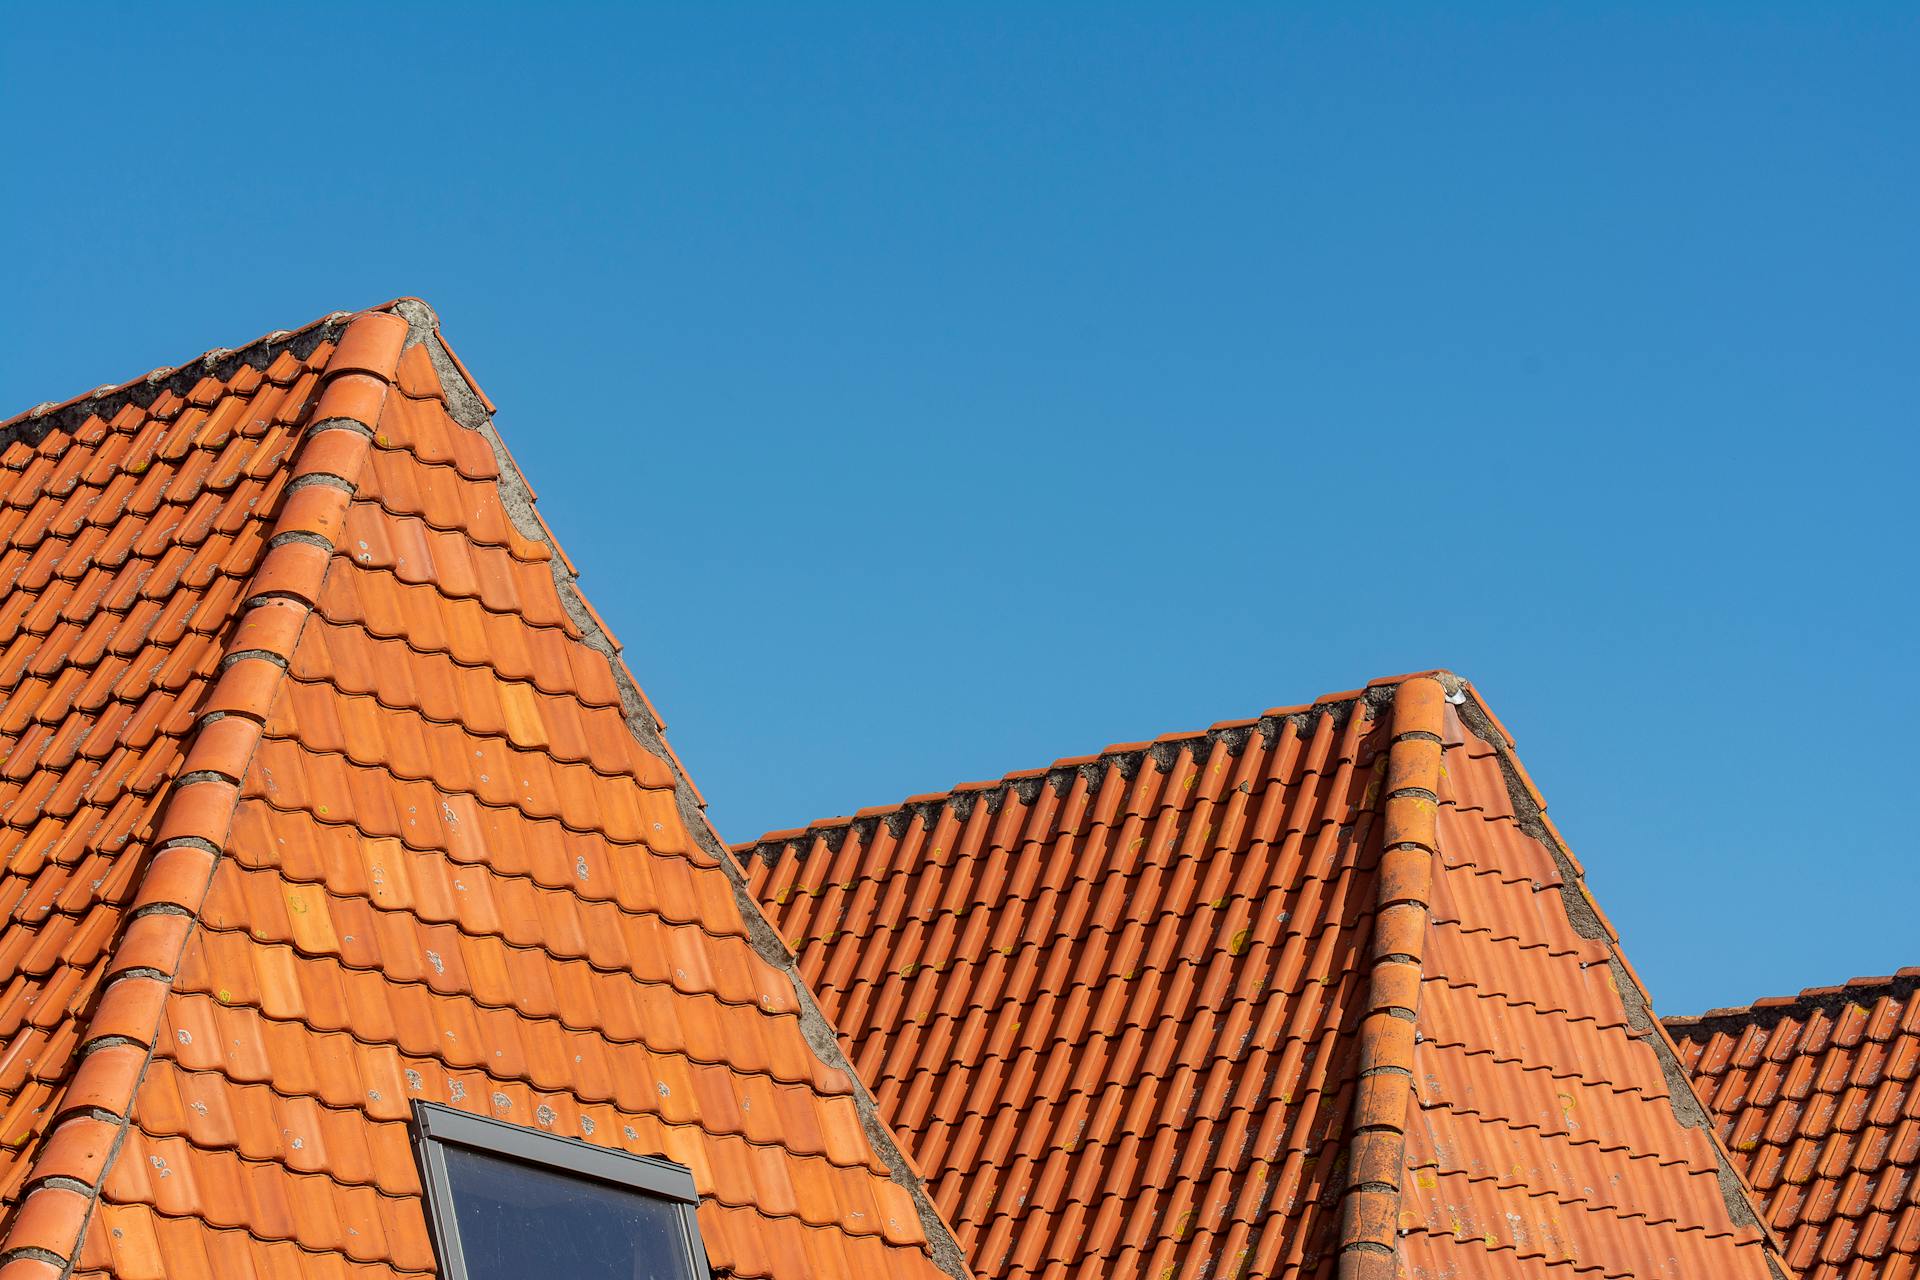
0;300;974;1280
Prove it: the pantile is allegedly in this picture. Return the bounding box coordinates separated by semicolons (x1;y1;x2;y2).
0;302;967;1279
739;676;1788;1280
2;293;1884;1280
1669;971;1920;1280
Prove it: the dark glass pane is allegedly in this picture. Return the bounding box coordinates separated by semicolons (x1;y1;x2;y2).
442;1145;698;1280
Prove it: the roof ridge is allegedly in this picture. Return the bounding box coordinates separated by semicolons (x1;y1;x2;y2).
0;298;462;449
3;308;342;443
0;310;411;1279
0;299;974;1277
1335;674;1447;1280
389;302;974;1279
733;668;1451;860
1664;966;1920;1036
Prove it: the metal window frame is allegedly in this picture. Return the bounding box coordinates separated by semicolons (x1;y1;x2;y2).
411;1102;709;1280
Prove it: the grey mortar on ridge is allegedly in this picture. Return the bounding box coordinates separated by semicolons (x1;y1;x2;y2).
746;697;1370;868
1;317;349;452
1449;683;1787;1278
1665;971;1920;1038
392;299;972;1280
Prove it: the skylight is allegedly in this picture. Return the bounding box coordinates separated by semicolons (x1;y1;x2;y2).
413;1103;708;1280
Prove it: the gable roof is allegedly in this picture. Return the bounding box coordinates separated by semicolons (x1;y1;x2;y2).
1667;971;1920;1280
736;674;1790;1280
0;303;969;1280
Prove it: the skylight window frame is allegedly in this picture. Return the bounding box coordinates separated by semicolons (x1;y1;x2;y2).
411;1101;710;1280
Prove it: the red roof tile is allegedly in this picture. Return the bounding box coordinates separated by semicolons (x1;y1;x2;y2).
1669;971;1920;1280
0;302;968;1280
738;675;1788;1280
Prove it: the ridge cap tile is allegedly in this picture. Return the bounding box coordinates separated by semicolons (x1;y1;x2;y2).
744;671;1794;1280
0;303;973;1280
11;299;1852;1280
0;311;402;1274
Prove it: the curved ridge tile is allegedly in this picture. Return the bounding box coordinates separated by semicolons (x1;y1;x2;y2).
0;301;969;1280
0;310;405;1275
742;672;1789;1280
1335;675;1446;1280
1395;683;1787;1280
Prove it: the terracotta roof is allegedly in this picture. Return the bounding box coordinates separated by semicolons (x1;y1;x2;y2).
1668;971;1920;1280
0;303;968;1280
737;674;1791;1280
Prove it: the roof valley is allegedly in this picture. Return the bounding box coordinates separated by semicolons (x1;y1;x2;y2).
0;311;412;1280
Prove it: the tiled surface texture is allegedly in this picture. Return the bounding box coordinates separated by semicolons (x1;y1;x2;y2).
0;294;1858;1280
1670;973;1920;1280
0;304;965;1280
739;677;1786;1280
1393;693;1777;1280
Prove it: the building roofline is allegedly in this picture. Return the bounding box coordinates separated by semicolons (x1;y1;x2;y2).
737;668;1792;1278
0;298;976;1280
0;297;464;446
0;308;412;1280
1665;967;1920;1039
733;668;1460;865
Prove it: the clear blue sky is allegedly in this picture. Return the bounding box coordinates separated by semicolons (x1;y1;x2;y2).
4;5;1913;1015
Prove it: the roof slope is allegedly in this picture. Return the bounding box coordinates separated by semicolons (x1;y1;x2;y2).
1668;971;1920;1280
0;304;968;1280
737;674;1789;1280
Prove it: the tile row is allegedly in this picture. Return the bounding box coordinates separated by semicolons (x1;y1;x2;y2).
213;808;752;983
277;667;646;776
244;736;683;850
135;1053;883;1177
116;1073;920;1247
352;447;545;560
269;676;663;792
172;921;839;1091
777;823;1374;965
227;797;724;923
77;1195;950;1280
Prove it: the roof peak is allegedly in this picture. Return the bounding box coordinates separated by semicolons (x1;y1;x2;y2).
0;310;415;1278
0;301;971;1280
738;671;1789;1277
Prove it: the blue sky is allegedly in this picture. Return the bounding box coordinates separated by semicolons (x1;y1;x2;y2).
3;5;1913;1015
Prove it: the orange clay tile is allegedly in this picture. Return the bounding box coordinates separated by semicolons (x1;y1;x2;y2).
2;300;1865;1280
1668;971;1920;1280
738;675;1792;1280
0;302;967;1280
